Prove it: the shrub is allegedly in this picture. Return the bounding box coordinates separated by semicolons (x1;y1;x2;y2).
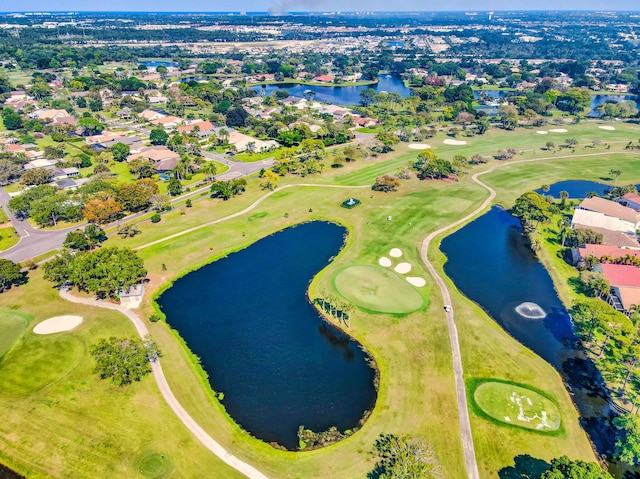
150;213;161;223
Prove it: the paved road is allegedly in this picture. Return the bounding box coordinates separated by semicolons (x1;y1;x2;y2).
59;288;270;479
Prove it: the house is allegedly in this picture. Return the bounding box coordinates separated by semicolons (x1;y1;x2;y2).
128;146;180;173
48;115;77;128
50;167;79;181
29;108;68;121
102;136;143;149
85;132;127;145
578;197;640;226
150;116;182;130
178;121;216;134
593;263;640;313
116;107;133;120
571;243;640;265
24;159;57;170
313;74;335;83
574;225;640;249
118;283;145;308
571;209;637;235
139;109;167;122
148;95;169;105
617;192;640;212
55;178;80;190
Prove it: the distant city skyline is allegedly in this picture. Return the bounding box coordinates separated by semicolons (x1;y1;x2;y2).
5;0;640;13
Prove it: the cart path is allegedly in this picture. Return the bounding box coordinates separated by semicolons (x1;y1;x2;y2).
59;288;270;479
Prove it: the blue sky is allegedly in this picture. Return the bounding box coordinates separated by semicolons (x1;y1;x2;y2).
6;0;640;12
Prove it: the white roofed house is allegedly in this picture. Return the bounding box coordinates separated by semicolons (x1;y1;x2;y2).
571;197;640;235
138;109;167;122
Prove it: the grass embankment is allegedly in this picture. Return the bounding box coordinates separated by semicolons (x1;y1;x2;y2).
0;226;19;252
1;120;638;478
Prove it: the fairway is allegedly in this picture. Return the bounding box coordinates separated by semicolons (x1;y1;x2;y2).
473;381;561;432
334;265;424;314
136;452;172;478
0;311;29;358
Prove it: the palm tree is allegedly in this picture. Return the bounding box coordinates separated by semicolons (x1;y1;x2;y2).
201;161;218;182
557;217;571;246
218;128;229;145
559;190;569;209
610;169;623;185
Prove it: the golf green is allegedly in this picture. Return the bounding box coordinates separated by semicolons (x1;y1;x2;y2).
473;381;561;432
0;311;30;358
137;452;172;478
334;265;424;314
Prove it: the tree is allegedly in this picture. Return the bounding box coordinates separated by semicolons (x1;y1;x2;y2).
613;414;640;466
559;190;569;209
44;247;147;298
110;142;130;162
83;198;123;224
167;178;183;196
0;259;23;292
3;112;23;130
609;169;623;185
259;169;279;190
541;456;613;479
117;180;158;212
21;168;53;185
375;132;400;151
372;175;401;192
78;117;105;136
128;158;155;179
225;105;249;128
201;161;218;182
370;433;443;479
90;336;160;387
511;192;553;231
210;178;246;200
360;88;376;107
149;128;169;146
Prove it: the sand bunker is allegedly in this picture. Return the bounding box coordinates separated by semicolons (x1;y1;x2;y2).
536;131;548;135
389;248;403;258
379;256;392;267
549;128;568;133
406;277;426;287
33;315;83;335
443;139;467;146
515;302;546;319
394;262;412;274
599;125;616;131
409;143;431;150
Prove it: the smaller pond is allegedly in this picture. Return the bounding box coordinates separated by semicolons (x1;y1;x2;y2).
587;94;636;117
157;222;377;450
142;61;176;68
535;180;640;198
253;74;411;106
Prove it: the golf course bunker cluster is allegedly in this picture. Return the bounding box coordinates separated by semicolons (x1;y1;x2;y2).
473;381;561;432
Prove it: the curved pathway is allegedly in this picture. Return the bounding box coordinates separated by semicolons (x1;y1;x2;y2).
59;288;269;479
137;183;369;251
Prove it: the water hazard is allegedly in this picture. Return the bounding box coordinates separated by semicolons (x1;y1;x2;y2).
157;222;377;449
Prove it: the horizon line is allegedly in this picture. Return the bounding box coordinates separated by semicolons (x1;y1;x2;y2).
2;9;640;14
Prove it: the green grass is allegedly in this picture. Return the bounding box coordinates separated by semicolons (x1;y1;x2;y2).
136;452;172;478
355;127;381;134
231;151;275;162
334;265;425;314
0;227;20;252
0;311;30;358
332;148;417;185
472;380;562;433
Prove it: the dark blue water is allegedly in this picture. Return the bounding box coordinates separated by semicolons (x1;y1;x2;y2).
253;74;411;106
535;180;612;198
157;222;377;449
441;207;574;368
587;94;635;117
535;180;640;198
142;61;176;67
441;206;616;458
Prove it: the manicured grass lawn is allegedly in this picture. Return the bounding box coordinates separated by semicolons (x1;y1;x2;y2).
0;311;30;358
355;127;381;134
0;273;245;479
5;120;640;478
0;227;19;252
333;265;425;314
472;380;562;432
231;151;275;162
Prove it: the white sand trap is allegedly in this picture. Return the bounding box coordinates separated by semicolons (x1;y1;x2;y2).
379;256;392;267
389;248;403;258
443;139;467;146
33;315;83;335
599;125;616;131
406;277;426;287
536;131;548;135
408;143;431;150
394;262;412;274
549;128;568;133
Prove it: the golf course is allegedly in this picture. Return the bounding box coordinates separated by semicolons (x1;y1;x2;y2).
2;120;640;478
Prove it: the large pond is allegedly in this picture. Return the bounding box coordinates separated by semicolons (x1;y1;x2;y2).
157;222;377;450
253;74;411;106
441;205;614;457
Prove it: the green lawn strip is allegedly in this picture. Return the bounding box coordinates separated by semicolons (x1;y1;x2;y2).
229;151;274;162
0;272;245;479
0;311;31;358
0;227;20;252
